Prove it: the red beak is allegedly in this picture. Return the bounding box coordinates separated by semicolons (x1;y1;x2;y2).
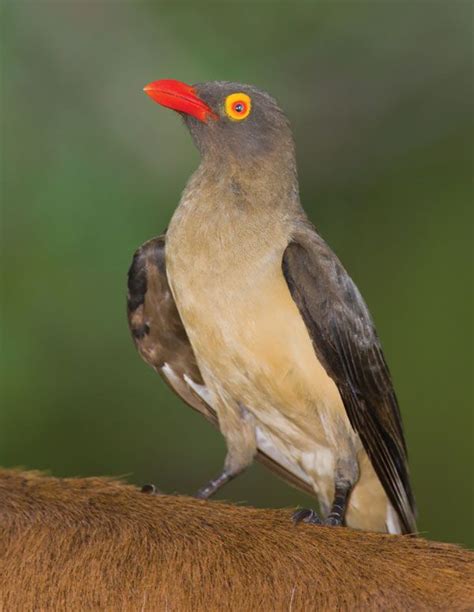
143;79;217;123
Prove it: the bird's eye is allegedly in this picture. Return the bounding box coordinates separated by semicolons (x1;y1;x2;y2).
225;93;251;121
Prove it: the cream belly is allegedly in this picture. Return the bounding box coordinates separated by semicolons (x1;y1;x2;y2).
169;237;349;504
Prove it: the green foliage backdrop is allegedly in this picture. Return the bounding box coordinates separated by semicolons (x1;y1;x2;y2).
1;1;472;547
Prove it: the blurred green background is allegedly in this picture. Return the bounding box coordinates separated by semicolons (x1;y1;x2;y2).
1;2;472;546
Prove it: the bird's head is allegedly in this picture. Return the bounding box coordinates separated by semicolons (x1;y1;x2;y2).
143;79;295;167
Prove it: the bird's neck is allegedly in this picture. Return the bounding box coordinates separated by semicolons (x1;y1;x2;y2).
167;154;303;279
183;149;302;217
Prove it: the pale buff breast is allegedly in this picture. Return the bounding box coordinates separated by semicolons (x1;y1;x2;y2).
167;200;355;457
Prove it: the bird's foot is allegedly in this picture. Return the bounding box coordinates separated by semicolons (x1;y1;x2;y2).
140;483;161;495
292;508;322;525
292;508;344;527
196;483;215;499
324;513;344;526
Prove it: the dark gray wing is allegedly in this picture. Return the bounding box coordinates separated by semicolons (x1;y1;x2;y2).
127;235;315;496
282;226;416;534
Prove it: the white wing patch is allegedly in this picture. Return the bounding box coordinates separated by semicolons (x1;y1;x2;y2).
162;363;182;388
183;373;214;405
162;362;214;407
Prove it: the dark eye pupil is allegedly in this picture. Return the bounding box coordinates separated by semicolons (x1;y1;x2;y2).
234;103;244;112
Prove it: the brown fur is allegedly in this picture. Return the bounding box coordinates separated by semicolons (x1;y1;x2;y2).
0;469;472;611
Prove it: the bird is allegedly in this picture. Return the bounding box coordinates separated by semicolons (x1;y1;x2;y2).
127;79;417;534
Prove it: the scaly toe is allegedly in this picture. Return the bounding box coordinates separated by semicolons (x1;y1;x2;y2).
292;508;322;525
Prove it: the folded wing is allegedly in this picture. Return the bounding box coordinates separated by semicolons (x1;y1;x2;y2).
282;225;417;534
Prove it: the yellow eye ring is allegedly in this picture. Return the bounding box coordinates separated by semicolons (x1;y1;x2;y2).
225;93;251;121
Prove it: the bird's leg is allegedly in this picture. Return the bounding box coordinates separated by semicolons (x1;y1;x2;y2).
292;480;352;526
324;479;352;526
196;401;257;500
196;469;236;499
294;456;357;527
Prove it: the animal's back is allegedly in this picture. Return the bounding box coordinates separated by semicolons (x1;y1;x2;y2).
0;469;473;611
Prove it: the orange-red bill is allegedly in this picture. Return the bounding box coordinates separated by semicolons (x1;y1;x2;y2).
143;79;217;123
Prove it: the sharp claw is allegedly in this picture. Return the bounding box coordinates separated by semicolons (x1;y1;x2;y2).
324;515;343;526
141;483;160;495
292;508;322;525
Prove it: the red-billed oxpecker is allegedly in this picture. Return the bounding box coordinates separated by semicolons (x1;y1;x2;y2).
128;79;417;534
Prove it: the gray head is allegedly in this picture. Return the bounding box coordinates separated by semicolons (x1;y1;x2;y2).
143;79;296;167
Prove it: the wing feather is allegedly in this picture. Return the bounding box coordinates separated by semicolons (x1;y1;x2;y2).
282;227;416;534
